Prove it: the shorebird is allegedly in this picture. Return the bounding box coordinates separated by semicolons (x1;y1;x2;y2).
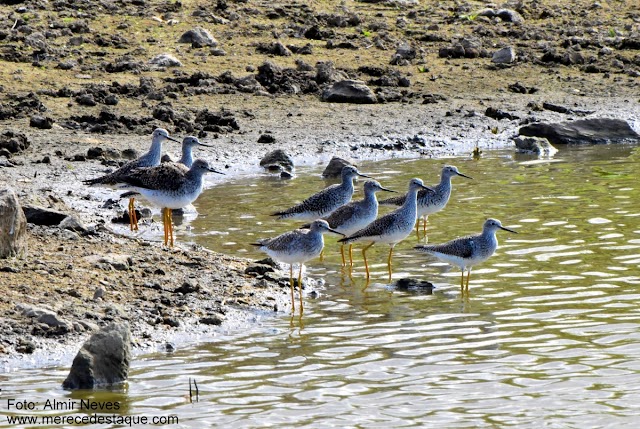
83;128;179;231
116;159;224;246
176;136;211;168
338;178;433;281
304;180;396;267
379;165;472;235
414;218;517;293
252;220;344;314
272;166;372;221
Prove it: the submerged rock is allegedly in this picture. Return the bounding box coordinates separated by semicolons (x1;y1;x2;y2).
63;322;131;389
519;118;640;145
513;136;559;157
0;187;27;258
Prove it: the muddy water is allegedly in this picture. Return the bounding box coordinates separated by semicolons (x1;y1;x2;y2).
2;145;640;428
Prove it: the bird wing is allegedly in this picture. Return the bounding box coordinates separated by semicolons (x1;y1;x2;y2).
324;202;358;228
378;193;406;206
417;235;476;259
83;158;144;185
273;184;341;216
117;163;188;191
339;211;400;242
259;229;306;252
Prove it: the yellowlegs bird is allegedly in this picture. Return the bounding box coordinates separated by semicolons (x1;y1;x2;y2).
415;218;517;293
176;136;211;168
83;128;179;231
272;166;372;220
338;178;433;281
380;165;472;235
252;220;344;314
305;180;396;267
116;159;224;246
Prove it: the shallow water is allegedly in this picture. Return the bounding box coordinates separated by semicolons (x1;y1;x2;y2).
2;145;640;428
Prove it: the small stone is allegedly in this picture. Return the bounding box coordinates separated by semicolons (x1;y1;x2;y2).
149;53;183;67
492;47;516;64
178;27;217;47
29;115;54;129
257;133;276;144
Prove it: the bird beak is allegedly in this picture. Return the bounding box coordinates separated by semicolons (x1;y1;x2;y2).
327;227;345;237
380;186;396;193
457;172;473;179
198;142;213;147
167;136;181;143
499;225;518;234
357;172;373;179
208;167;225;175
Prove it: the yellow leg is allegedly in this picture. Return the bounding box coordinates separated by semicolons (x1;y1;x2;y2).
415;221;420;239
289;265;295;313
362;242;375;279
319;249;324;262
460;269;465;293
340;245;346;267
349;244;354;267
387;245;394;282
168;208;174;247
162;208;168;245
422;216;428;235
298;264;304;315
129;198;138;231
465;269;471;292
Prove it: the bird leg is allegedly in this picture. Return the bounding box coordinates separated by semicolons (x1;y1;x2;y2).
162;208;169;246
362;242;375;279
340;244;346;267
465;269;471;292
387;245;395;282
128;198;138;231
168;208;174;247
319;249;324;262
349;244;354;267
460;269;465;293
298;264;304;315
289;265;295;313
422;216;428;235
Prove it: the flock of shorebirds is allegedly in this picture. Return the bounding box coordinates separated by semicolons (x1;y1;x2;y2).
84;128;517;314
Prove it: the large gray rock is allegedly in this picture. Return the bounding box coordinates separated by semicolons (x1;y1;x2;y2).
492;47;516;64
519;118;640;145
260;149;294;173
322;157;355;178
63;322;131;389
178;27;217;47
321;80;377;104
0;188;27;258
513;136;558;157
22;204;67;226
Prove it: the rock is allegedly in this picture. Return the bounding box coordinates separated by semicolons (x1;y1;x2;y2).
149;53;182;67
321;79;377;104
200;314;224;326
393;278;435;293
315;61;347;84
178;27;217;47
485;107;519;121
22;204;67;226
513;136;559;157
257;133;276;144
492;47;516;64
59;215;87;233
0;187;28;258
256;41;292;56
17;304;72;330
0;130;30;155
259;149;294;173
519;118;640;145
321;156;355;178
83;253;132;271
496;8;524;24
75;93;96;107
62;322;131;389
29;115;54;129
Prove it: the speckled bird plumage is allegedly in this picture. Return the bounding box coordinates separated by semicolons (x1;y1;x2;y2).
379;165;472;218
339;178;432;245
83;128;178;186
272;166;371;221
415;218;516;270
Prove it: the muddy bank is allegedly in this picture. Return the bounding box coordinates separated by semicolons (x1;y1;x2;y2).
1;0;640;366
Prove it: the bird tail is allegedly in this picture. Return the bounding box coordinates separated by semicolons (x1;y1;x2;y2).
120;191;139;199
